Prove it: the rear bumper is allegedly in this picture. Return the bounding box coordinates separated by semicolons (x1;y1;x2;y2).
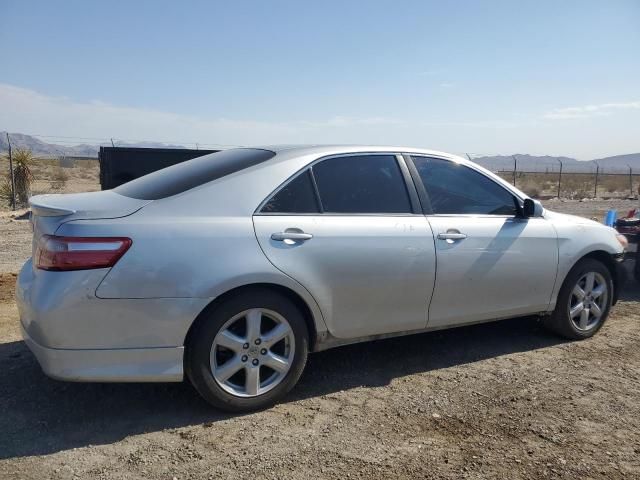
16;258;208;382
21;323;184;382
16;258;209;350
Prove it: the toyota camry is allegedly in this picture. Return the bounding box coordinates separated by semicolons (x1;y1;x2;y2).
16;145;627;411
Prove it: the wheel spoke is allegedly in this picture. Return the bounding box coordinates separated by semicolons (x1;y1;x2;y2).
591;284;606;300
216;330;246;352
263;351;290;373
579;308;590;330
215;356;243;381
591;302;602;318
572;284;586;300
584;272;595;294
245;309;262;341
262;323;290;348
245;366;260;395
570;302;584;318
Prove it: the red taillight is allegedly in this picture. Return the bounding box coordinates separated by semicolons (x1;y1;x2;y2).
35;235;132;271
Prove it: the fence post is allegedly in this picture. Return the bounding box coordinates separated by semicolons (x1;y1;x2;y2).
6;132;16;210
593;161;599;198
512;155;517;186
556;158;563;198
628;164;633;198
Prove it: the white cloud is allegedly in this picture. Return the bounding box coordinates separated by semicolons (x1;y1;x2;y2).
544;101;640;120
0;83;404;146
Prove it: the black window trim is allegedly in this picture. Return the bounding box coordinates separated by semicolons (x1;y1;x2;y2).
255;151;421;216
405;154;525;218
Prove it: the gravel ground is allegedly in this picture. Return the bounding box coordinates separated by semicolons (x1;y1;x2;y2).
0;199;639;479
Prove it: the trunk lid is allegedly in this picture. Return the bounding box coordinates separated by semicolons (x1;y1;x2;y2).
29;191;151;253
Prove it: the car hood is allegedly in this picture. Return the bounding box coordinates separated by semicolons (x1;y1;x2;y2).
543;209;604;227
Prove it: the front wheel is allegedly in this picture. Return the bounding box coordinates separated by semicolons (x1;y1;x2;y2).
186;289;309;412
543;258;613;340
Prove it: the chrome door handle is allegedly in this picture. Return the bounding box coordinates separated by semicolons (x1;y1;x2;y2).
437;231;467;243
271;232;313;241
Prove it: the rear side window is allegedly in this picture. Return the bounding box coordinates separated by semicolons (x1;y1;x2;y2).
114;148;275;200
412;156;517;215
261;170;320;213
312;155;411;214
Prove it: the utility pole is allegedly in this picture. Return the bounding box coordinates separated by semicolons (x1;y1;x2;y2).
593;161;599;198
556;158;563;198
512;155;517;186
6;133;16;210
628;164;633;198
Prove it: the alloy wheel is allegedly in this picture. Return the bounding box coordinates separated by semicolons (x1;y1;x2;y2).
568;272;608;332
210;308;295;397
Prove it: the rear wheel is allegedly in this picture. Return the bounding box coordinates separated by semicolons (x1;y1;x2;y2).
186;289;309;412
543;258;613;339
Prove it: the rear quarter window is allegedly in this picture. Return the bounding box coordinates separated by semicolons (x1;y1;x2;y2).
114;148;275;200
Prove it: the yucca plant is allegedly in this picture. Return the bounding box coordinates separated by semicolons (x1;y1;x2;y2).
1;148;34;207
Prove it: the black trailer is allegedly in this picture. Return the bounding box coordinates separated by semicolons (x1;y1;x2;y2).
98;146;218;190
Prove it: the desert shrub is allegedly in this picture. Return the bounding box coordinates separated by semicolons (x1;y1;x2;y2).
51;166;69;190
0;180;12;206
522;185;540;198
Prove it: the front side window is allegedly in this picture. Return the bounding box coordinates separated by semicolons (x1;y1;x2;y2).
412;156;517;215
312;155;411;214
260;170;319;213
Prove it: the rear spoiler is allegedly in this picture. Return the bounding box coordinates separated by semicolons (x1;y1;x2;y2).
29;198;76;217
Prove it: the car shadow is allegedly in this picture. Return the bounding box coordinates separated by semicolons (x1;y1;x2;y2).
0;313;567;460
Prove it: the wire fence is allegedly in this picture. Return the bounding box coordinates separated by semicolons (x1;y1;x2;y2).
495;170;639;200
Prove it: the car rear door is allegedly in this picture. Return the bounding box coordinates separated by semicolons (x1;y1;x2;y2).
253;153;437;339
408;155;558;328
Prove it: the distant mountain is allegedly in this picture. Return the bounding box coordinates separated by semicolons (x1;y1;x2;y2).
473;153;640;173
591;153;640;171
0;131;100;157
472;154;583;173
0;132;189;158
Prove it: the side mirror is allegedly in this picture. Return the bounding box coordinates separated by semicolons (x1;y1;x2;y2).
522;198;543;218
523;198;535;218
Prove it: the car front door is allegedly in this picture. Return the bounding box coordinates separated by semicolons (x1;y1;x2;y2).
408;155;559;329
253;153;437;339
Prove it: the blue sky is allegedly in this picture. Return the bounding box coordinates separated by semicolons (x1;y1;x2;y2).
1;0;639;158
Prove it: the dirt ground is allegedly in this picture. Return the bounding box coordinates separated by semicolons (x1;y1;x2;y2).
0;197;639;479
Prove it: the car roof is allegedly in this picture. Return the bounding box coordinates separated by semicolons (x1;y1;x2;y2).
253;144;461;159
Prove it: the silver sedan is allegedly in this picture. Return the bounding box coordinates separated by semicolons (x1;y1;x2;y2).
17;146;627;411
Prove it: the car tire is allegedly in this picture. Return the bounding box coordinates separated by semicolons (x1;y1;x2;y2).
185;288;309;412
543;258;613;340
